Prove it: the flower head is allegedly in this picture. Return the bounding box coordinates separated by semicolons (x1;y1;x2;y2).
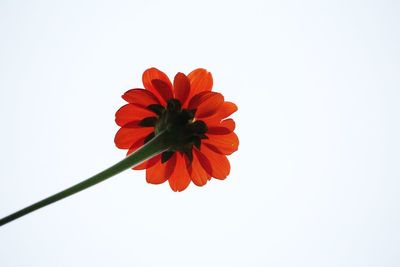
114;68;239;191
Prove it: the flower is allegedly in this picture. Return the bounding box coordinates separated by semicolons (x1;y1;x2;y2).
114;68;239;191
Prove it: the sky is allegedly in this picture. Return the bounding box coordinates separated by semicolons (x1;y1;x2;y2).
0;0;399;266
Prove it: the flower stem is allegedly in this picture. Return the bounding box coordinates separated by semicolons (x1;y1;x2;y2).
0;131;170;227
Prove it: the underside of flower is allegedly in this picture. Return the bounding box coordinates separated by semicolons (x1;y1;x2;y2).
115;68;239;191
140;98;208;164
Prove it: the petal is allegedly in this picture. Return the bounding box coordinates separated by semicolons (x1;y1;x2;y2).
168;153;191;192
187;68;213;96
203;101;238;124
173;72;191;106
193;148;213;178
207;119;236;134
142;68;173;105
203;132;239;155
115;104;155;127
114;127;153;149
146;154;176;185
189;150;210;186
197;145;231;180
122;89;160;107
127;137;159;170
188;92;224;118
187;91;211;109
151;79;174;103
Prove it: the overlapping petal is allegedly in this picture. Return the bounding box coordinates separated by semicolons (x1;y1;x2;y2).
142;68;173;105
203;132;239;155
207;119;235;134
189;150;211;186
203;101;238;125
114;127;153;149
115;104;155;126
188;92;224;118
151;79;174;103
197;145;230;179
146;155;176;185
122;89;160;107
187;68;213;97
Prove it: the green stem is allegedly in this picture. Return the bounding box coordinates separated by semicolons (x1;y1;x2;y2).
0;131;170;227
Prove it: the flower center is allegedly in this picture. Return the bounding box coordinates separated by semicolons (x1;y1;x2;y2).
143;99;208;163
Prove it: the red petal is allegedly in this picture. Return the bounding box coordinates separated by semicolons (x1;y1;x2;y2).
187;91;211;109
197;145;230;180
114;127;153;149
188;92;224;118
207;119;236;134
195;93;224;118
151;79;174;103
187;68;213;96
168;153;191;192
203;132;239;155
115;104;155;127
142;68;173;105
173;72;191;106
189;151;210;186
122;89;160;107
146;154;176;185
203;101;238;124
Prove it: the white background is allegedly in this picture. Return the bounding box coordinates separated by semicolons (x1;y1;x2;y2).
1;0;399;266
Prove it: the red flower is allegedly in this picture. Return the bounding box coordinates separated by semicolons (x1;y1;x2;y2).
114;68;239;191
